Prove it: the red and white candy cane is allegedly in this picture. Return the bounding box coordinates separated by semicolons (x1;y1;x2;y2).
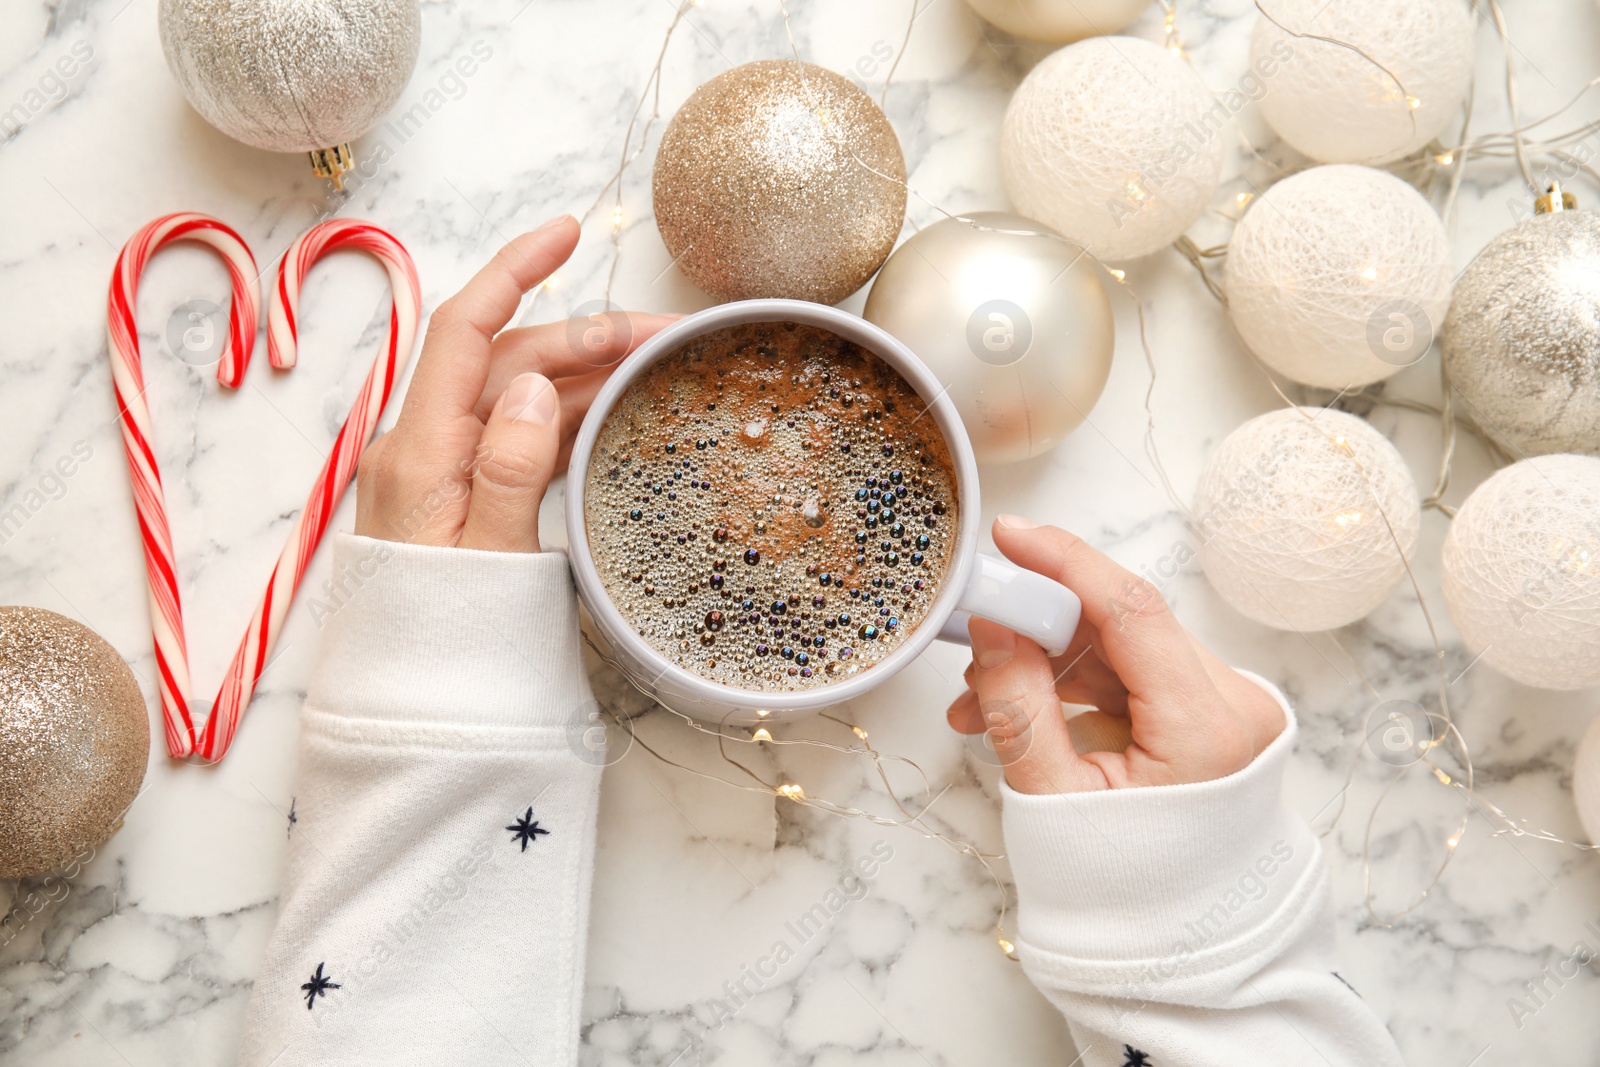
107;213;261;758
108;216;420;761
195;220;419;760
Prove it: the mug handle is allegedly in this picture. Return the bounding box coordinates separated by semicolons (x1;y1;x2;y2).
936;554;1082;658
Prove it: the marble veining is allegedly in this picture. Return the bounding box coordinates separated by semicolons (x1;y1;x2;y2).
3;0;1600;1064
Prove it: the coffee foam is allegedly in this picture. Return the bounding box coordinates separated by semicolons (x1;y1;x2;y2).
585;320;960;692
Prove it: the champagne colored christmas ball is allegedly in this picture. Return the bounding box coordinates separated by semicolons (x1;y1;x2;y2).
159;0;421;154
1441;454;1600;690
1442;209;1600;457
1000;36;1226;261
1573;714;1600;845
1225;165;1453;390
653;60;907;305
1251;0;1474;165
963;0;1152;43
0;608;148;879
862;212;1114;464
1195;408;1420;631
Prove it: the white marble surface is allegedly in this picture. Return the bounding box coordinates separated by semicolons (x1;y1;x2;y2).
3;0;1600;1063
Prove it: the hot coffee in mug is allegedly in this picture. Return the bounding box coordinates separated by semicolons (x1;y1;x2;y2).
566;299;1080;726
583;320;959;691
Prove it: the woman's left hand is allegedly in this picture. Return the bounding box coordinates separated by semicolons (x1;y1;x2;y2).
355;215;677;552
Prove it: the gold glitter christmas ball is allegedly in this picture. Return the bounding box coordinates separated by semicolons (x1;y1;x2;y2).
653;60;908;305
1;607;148;879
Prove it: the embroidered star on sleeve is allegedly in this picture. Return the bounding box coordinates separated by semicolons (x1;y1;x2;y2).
1122;1046;1153;1066
506;806;551;851
301;962;340;1009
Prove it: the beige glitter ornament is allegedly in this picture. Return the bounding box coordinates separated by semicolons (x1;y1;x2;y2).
1441;454;1600;691
1442;198;1600;458
1225;165;1453;390
963;0;1152;43
863;211;1114;464
1;608;148;879
159;0;421;185
652;60;907;305
1195;408;1420;631
1000;36;1226;261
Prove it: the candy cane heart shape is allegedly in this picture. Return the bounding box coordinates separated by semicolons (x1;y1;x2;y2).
107;213;261;758
195;220;421;761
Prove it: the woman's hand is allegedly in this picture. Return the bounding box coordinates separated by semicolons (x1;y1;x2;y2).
946;516;1286;795
355;216;676;552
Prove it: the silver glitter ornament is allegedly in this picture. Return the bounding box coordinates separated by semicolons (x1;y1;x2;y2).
1;608;148;879
159;0;421;183
863;212;1114;464
652;60;907;305
1443;196;1600;457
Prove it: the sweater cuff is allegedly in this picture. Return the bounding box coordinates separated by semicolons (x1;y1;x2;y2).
305;534;593;729
1000;671;1323;984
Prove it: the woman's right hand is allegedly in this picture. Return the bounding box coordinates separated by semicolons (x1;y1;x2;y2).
946;517;1287;795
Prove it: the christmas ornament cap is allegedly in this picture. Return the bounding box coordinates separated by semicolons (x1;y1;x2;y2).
1536;181;1578;214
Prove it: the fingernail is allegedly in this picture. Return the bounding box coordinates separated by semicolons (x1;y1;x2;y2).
505;372;558;424
997;513;1038;530
534;214;575;234
971;624;1016;670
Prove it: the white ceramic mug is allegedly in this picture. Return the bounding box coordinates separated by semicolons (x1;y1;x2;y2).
565;299;1081;726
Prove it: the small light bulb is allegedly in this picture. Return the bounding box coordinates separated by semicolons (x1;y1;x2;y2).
851;725;869;741
752;727;773;743
1108;268;1126;282
1360;266;1379;281
1434;152;1454;166
998;937;1017;959
1235;192;1253;208
757;709;771;718
776;783;806;801
541;273;560;291
1406;96;1421;110
1432;767;1453;786
611;205;624;230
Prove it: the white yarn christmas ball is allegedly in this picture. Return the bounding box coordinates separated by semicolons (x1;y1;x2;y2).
963;0;1152;43
1225;165;1453;389
1000;36;1226;261
1252;0;1475;164
1441;455;1600;691
1196;408;1420;631
1573;714;1600;845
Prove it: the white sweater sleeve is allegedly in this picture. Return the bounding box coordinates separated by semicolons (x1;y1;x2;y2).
1001;673;1405;1067
236;534;603;1067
